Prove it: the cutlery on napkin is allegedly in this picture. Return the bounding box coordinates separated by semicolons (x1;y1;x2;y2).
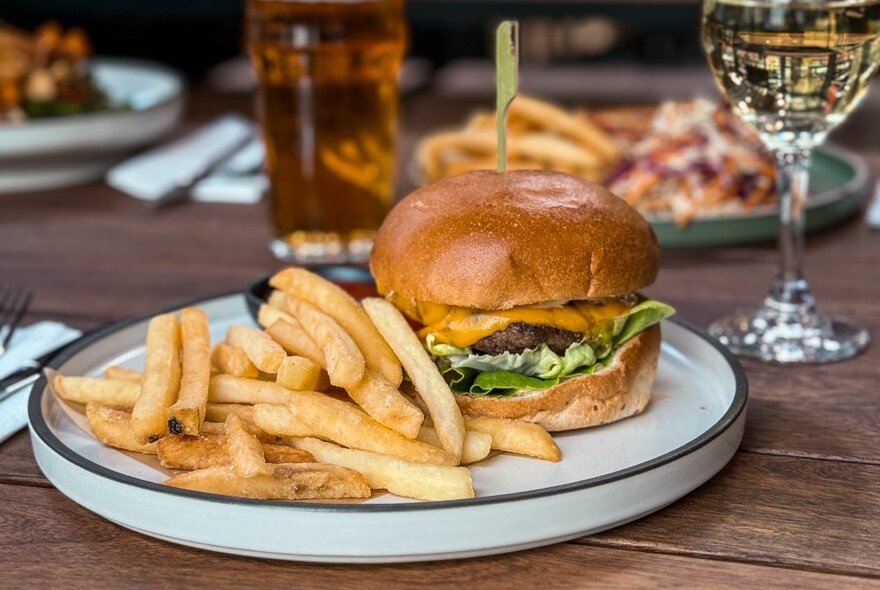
0;321;81;444
106;114;266;205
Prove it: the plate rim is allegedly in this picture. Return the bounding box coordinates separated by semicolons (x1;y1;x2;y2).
29;290;748;513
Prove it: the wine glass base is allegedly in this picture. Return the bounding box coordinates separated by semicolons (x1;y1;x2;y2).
708;300;870;364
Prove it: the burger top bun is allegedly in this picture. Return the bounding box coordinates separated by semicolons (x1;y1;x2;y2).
371;170;660;310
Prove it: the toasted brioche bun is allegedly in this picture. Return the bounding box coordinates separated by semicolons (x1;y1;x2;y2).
454;324;660;431
371;170;660;310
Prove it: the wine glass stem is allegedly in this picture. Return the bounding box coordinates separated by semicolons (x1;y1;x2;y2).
770;148;814;310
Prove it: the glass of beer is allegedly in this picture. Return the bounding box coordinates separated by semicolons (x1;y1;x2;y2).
246;0;406;264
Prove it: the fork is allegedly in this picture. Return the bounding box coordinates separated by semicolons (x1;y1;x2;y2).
0;286;32;359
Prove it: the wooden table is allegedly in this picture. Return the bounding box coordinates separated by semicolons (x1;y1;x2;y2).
1;89;879;589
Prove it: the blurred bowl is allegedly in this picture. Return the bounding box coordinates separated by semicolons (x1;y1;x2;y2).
0;57;184;193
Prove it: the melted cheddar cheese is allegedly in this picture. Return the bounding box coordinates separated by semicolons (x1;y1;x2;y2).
384;293;632;349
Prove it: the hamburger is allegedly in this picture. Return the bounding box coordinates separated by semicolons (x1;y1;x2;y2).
370;170;674;431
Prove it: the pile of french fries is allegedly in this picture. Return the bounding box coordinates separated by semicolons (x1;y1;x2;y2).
416;94;621;184
50;268;561;502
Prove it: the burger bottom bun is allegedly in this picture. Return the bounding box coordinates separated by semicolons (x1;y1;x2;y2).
454;324;661;432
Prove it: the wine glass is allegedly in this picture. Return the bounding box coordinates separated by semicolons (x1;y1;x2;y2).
701;0;879;363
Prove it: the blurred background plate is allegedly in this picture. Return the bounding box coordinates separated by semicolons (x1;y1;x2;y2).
409;142;866;250
0;58;184;193
653;144;867;248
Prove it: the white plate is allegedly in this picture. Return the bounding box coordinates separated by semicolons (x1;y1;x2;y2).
0;58;184;193
29;293;747;563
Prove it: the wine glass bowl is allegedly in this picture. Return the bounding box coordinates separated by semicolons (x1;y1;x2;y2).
701;0;879;362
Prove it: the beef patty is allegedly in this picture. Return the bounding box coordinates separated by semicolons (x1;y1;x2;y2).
472;323;582;355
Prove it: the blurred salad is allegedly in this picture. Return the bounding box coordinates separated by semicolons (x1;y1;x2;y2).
0;21;120;123
606;99;777;227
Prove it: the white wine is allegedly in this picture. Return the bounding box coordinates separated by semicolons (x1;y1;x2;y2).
702;0;874;363
702;0;880;149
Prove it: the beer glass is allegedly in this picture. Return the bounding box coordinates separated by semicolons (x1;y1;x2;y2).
246;0;406;263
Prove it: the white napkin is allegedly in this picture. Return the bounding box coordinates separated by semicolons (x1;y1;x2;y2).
191;175;267;204
106;114;263;204
0;321;81;444
867;181;880;230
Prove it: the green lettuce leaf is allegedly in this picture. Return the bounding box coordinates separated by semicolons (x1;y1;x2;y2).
445;341;595;380
427;298;675;397
426;338;469;357
611;300;676;346
449;354;616;396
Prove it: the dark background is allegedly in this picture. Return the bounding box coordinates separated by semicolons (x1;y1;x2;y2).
1;1;704;78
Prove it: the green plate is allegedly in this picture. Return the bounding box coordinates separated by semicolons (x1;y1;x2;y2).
652;145;868;248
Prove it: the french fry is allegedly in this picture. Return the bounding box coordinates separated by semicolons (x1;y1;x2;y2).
159;435;311;470
262;443;314;465
200;420;274;443
159;433;313;470
510;95;621;162
52;374;140;406
225;414;268;477
266;289;288;310
283;297;365;389
85;403;157;454
347;368;423;439
465;417;561;462
156;434;310;470
252;403;321;438
514;133;602;168
362;298;465;462
164;463;371;500
205;402;256;425
260;306;324;365
227;325;286;374
418;426;492;465
290;438;474;501
270;268;402;386
258;299;292;328
280;390;452;465
211;342;258;379
130;313;182;443
158;433;225;469
103;366;143;383
199;421;226;436
275;355;326;391
168;307;212;435
209;374;295;405
420;128;495;157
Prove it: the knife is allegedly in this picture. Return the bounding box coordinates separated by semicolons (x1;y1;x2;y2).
0;345;67;404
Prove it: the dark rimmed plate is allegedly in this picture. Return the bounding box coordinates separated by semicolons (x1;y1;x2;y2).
641;144;867;248
28;284;747;562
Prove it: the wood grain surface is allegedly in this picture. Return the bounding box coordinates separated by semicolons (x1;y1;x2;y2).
588;453;880;577
0;483;877;590
1;89;878;586
0;432;46;486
